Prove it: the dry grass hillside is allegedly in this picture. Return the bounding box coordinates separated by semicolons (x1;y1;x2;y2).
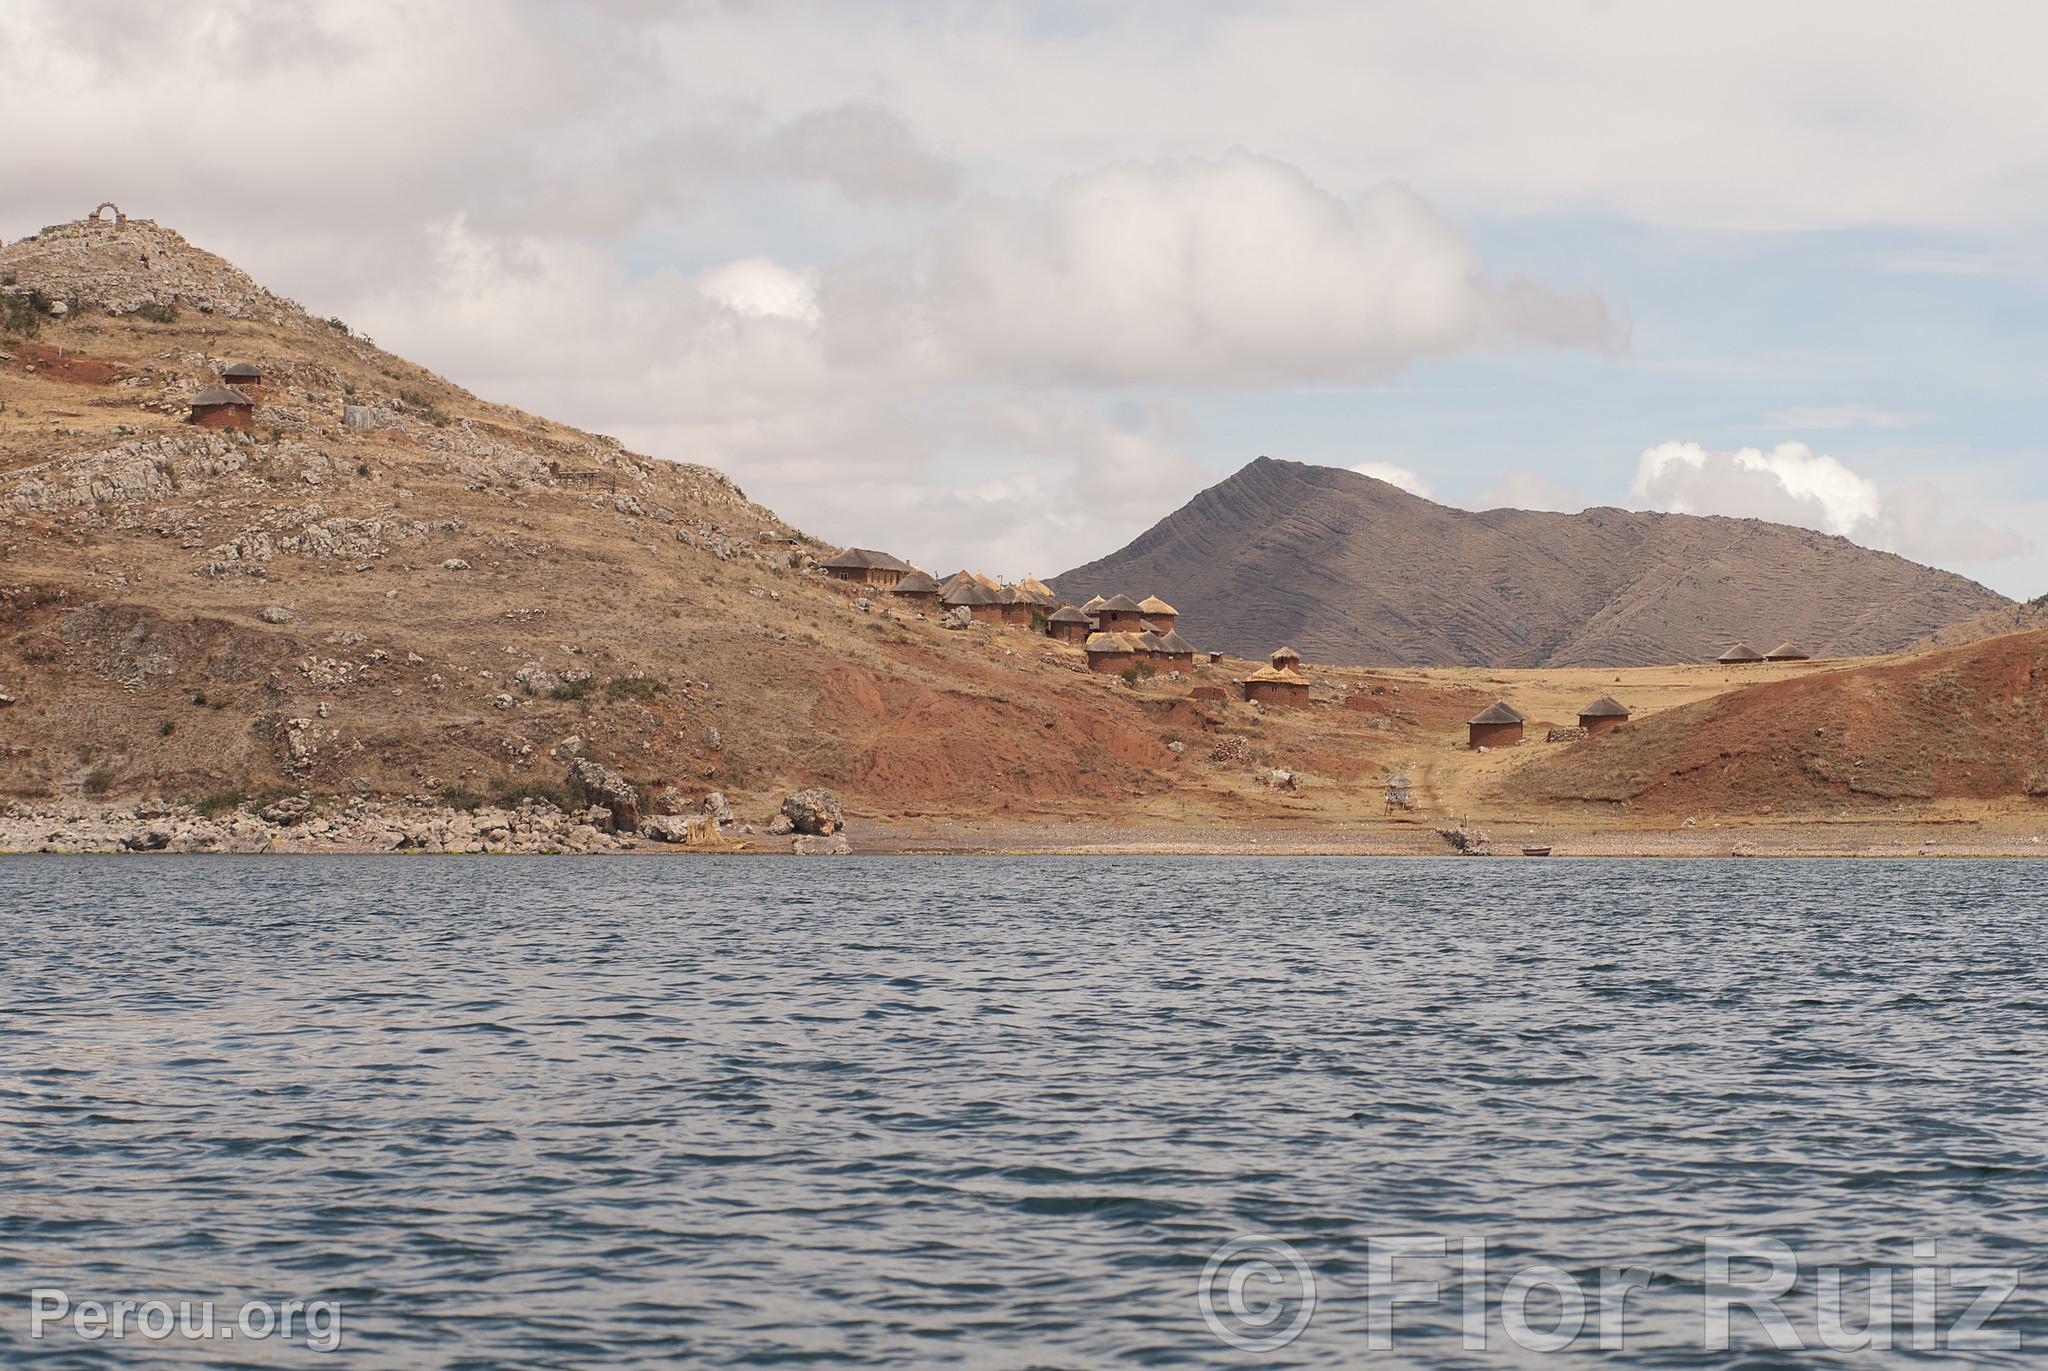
1054;456;2010;667
0;211;1472;834
4;210;2041;854
1498;631;2048;815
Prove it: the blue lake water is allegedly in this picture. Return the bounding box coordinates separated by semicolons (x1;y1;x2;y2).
1;856;2044;1367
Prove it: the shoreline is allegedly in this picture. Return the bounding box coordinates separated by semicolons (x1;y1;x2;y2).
1;801;2042;858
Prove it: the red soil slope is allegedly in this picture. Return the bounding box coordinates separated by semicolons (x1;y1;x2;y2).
1502;631;2048;814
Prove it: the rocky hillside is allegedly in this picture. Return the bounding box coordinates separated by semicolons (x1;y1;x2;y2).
1499;629;2048;814
0;209;1444;847
1053;457;2009;667
1914;594;2048;650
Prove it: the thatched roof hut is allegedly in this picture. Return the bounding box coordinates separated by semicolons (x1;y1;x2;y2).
1084;631;1140;672
1047;605;1092;642
1095;592;1148;632
1764;641;1811;661
1269;645;1302;671
821;548;915;586
891;569;941;604
1577;695;1631;733
221;361;263;385
1242;663;1310;707
1136;594;1179;628
1466;700;1526;749
1718;641;1765;663
188;384;255;429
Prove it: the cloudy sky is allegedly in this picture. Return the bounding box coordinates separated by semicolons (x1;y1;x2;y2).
5;1;2045;594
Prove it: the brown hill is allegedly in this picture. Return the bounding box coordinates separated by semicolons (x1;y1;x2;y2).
0;209;1428;835
1913;595;2048;650
1052;456;2008;667
1499;630;2048;814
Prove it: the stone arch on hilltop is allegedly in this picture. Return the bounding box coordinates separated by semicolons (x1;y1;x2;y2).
89;202;126;227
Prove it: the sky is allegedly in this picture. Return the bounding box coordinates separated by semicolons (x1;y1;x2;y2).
3;0;2044;595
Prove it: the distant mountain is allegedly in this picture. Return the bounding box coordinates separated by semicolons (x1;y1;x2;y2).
1052;457;2010;667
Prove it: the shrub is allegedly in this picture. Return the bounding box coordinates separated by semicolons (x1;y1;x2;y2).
126;299;178;324
0;293;39;337
83;767;116;796
397;388;450;427
158;720;175;737
548;677;593;702
604;675;667;703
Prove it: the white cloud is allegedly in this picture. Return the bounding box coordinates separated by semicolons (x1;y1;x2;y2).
698;258;820;323
886;152;1612;386
1350;462;1433;499
1630;441;2028;564
1473;471;1583;513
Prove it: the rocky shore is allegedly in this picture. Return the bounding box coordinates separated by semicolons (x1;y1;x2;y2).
0;786;853;856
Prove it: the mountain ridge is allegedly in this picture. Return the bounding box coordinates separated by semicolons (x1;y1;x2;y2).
1053;456;2009;667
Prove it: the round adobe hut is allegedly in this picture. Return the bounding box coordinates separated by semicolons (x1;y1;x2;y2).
1576;695;1631;735
1047;605;1092;643
1717;641;1765;665
1242;664;1310;707
1084;631;1138;673
890;569;941;610
1466;700;1526;748
187;384;254;430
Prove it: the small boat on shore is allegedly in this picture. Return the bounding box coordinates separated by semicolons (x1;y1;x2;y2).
1521;846;1553;857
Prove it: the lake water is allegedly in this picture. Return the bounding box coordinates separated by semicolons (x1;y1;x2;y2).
2;857;2044;1367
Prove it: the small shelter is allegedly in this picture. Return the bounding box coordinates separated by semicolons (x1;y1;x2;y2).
1080;594;1108;627
1084;631;1139;673
1269;645;1303;672
1764;641;1812;661
1718;642;1765;665
942;581;1005;625
1094;593;1148;634
821;548;915;588
1133;629;1169;664
1047;605;1093;643
1155;628;1197;667
995;586;1038;628
1577;695;1631;735
1136;595;1179;631
890;569;941;610
1384;773;1414;812
187;384;254;430
1242;664;1310;708
220;361;264;389
1467;700;1526;749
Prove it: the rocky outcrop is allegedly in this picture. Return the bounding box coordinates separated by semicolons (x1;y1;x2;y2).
1435;824;1492;856
568;758;639;832
781;788;844;835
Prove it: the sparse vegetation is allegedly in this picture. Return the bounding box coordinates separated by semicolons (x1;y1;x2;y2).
548;677;593;702
1;292;39;337
125;299;179;324
159;720;175;737
397;388;450;427
604;675;667;702
82;767;116;795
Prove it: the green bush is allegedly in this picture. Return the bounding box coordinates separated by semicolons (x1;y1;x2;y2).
83;767;116;796
0;293;39;337
126;299;179;324
548;678;593;702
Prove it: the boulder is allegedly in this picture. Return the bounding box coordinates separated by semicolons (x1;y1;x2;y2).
1263;769;1297;791
793;833;851;856
939;606;972;630
1435;825;1492;856
260;795;312;826
781;787;843;836
259;605;294;624
639;815;695;844
568;757;639;832
440;558;470;571
768;813;794;836
341;405;379;432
